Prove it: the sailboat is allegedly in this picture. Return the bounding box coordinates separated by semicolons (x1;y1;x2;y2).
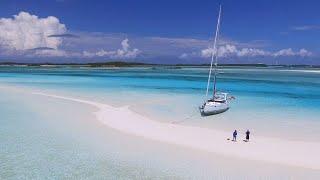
199;5;234;116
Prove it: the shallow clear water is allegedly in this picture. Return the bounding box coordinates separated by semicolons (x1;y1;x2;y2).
1;86;320;179
0;66;320;140
1;66;320;179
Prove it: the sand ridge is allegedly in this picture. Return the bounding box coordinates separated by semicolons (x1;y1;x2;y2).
34;92;320;170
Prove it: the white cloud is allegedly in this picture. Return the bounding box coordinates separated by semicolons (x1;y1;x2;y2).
0;12;66;51
237;48;269;57
179;53;188;59
182;44;312;59
200;44;270;58
298;48;313;57
273;48;312;57
200;48;215;58
121;38;130;51
273;48;295;57
83;38;141;59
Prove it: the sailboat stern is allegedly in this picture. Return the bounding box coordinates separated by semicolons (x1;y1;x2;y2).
199;92;230;116
200;101;229;116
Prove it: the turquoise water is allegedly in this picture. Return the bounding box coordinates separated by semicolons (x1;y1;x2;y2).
1;66;320;179
0;66;320;139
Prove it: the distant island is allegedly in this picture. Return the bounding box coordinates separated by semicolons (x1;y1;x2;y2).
0;61;319;68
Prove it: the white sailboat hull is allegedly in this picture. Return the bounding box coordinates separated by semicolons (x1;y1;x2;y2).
199;101;229;116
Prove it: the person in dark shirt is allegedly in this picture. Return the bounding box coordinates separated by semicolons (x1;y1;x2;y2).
233;130;237;141
246;130;250;142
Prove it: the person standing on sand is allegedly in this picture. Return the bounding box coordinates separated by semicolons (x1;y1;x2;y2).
246;130;250;142
233;130;237;141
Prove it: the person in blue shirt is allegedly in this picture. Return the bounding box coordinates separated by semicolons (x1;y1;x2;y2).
233;130;237;141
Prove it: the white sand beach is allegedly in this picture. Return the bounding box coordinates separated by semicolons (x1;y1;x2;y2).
33;91;320;170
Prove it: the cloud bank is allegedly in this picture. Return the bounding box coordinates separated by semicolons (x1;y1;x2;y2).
190;44;313;59
0;11;317;64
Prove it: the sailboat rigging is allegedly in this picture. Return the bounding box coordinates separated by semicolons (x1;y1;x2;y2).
199;5;234;116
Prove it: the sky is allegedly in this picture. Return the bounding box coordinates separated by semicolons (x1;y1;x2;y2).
0;0;319;64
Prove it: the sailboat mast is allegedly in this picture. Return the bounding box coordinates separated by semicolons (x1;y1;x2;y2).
212;5;222;98
205;5;222;99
